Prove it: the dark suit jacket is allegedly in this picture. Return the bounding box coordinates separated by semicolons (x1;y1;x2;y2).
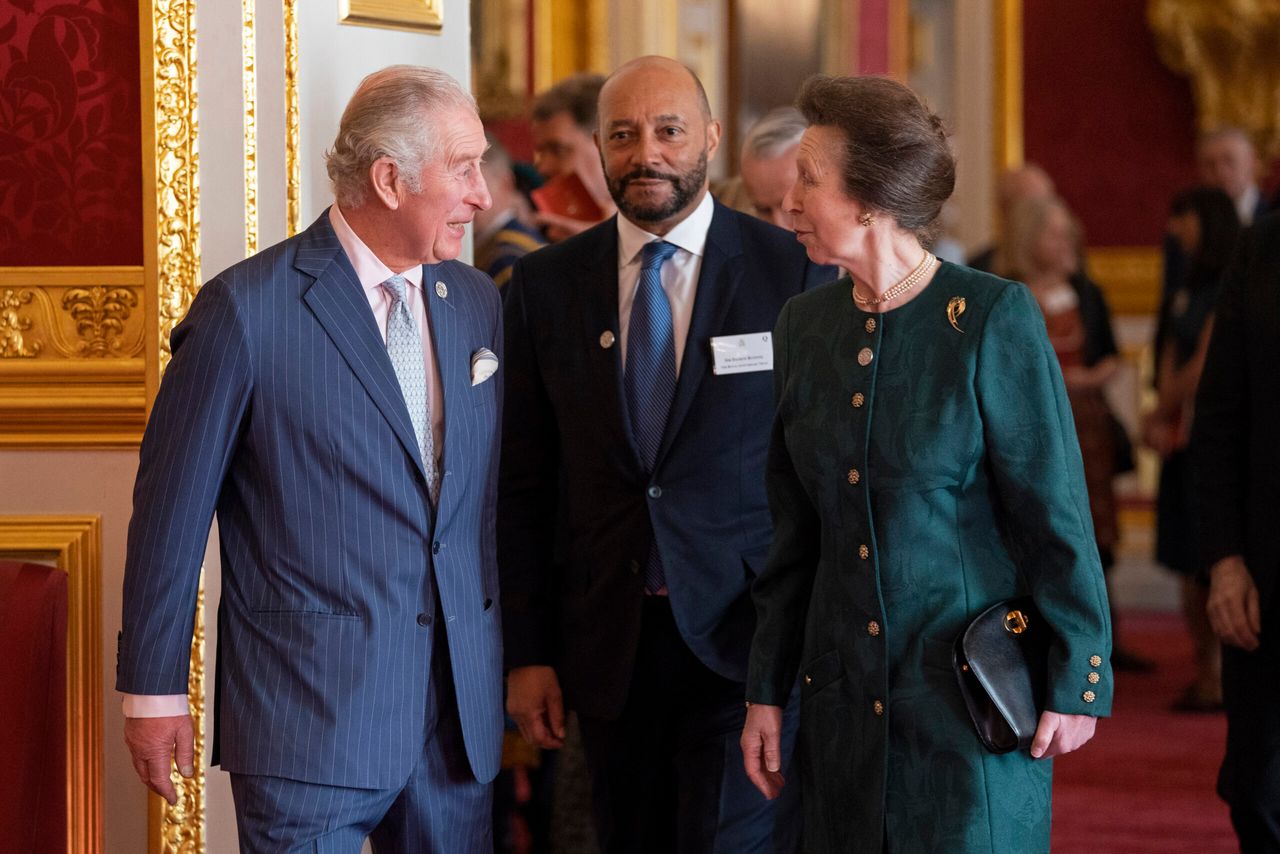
499;201;834;719
1193;211;1280;642
116;211;505;787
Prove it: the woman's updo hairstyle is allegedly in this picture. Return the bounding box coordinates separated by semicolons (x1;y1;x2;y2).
795;74;955;246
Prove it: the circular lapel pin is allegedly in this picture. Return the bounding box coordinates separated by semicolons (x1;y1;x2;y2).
599;330;616;349
435;281;448;299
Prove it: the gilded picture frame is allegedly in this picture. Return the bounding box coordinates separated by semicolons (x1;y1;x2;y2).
0;515;103;854
340;0;444;33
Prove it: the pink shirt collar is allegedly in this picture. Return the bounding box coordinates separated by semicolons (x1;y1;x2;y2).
328;204;425;292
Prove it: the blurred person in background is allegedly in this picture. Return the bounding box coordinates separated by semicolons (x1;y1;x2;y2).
475;135;547;289
967;162;1056;273
530;73;615;241
998;194;1149;673
1193;210;1280;853
738;106;806;229
1144;185;1241;713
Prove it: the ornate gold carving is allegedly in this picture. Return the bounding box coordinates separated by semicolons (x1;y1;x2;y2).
340;0;443;33
284;0;301;237
145;0;204;848
242;0;258;256
0;515;104;854
1149;1;1280;156
0;271;145;360
62;287;140;356
150;0;202;377
0;289;43;357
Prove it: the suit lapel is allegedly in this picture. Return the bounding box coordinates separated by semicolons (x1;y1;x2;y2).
297;212;428;482
653;203;744;470
576;223;647;475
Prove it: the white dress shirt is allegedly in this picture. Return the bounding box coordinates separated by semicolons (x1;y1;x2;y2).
122;204;447;719
616;192;714;376
1237;185;1260;227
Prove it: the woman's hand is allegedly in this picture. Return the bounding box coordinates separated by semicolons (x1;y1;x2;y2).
1030;710;1097;758
740;703;787;799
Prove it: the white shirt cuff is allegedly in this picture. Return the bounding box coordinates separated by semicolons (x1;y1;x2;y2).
121;693;190;718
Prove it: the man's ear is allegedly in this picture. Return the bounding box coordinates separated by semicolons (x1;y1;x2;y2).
704;119;723;163
369;157;401;210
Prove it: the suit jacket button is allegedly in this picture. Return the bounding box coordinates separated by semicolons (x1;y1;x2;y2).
873;699;884;716
1082;690;1096;703
851;392;865;408
647;485;662;499
846;468;860;485
1089;655;1102;667
432;541;441;555
867;620;880;637
417;613;432;627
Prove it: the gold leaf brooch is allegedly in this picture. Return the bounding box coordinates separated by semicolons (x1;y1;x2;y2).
947;296;966;333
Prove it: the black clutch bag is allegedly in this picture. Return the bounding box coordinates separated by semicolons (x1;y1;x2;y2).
952;597;1053;754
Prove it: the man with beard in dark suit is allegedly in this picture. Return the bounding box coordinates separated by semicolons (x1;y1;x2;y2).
499;56;833;853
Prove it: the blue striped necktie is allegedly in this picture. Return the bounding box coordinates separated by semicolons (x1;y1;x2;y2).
625;240;679;592
382;275;440;504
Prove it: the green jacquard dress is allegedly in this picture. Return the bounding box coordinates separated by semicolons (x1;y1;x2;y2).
746;262;1113;854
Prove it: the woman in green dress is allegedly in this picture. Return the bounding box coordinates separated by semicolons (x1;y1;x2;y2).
739;75;1112;853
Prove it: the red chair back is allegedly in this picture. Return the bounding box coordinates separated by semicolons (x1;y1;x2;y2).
0;560;68;853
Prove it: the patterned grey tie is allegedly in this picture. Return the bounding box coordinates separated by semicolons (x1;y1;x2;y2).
382;275;440;503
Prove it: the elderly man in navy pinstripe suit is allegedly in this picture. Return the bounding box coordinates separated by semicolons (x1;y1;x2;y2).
117;66;505;852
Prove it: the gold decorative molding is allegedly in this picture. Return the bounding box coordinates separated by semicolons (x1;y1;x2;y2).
142;0;205;850
994;0;1024;173
284;0;301;237
0;288;41;358
150;580;206;854
1149;0;1280;157
1086;246;1163;315
145;0;202;383
0;515;103;854
534;0;609;92
0;267;147;445
340;0;443;33
242;0;259;256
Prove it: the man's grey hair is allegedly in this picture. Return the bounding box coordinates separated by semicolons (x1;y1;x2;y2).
326;65;477;208
742;107;807;160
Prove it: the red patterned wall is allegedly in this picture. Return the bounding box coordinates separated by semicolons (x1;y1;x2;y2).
1023;1;1199;247
0;0;143;266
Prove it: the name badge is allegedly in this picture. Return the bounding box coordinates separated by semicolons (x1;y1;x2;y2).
710;333;773;375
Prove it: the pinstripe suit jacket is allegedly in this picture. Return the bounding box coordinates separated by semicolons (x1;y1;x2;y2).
116;211;504;787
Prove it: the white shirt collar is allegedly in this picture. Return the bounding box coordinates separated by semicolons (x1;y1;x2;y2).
616;191;715;266
329;204;425;292
1237;185;1261;226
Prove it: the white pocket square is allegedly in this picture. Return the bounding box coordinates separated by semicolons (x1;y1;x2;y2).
470;348;499;386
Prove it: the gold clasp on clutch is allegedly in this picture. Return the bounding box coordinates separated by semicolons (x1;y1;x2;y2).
1004;609;1029;634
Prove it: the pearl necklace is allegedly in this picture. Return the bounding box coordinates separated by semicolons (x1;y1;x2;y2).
851;252;937;307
